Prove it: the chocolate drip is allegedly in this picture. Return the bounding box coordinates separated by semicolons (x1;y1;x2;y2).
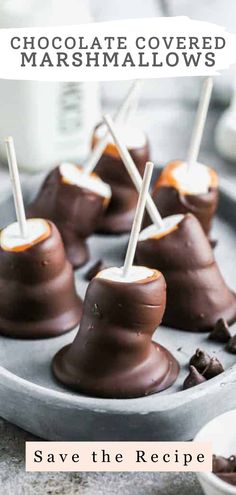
28;167;107;268
136;214;236;332
94;137;150;234
53;271;179;398
0;222;82;338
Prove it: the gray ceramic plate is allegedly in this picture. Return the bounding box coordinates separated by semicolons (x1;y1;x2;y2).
0;177;235;441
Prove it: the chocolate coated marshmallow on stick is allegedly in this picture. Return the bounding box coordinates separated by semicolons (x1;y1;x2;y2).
92;81;151;234
103;114;236;332
28;81;141;267
147;78;219;237
0;138;81;338
52;162;179;398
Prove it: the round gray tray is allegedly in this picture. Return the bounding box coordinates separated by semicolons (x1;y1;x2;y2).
0;208;236;441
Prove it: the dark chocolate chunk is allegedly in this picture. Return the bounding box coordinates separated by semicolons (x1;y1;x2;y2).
213;455;236;486
209;318;231;343
85;260;106;281
213;455;236;473
203;357;224;379
226;335;236;354
189;349;211;374
183;365;207;390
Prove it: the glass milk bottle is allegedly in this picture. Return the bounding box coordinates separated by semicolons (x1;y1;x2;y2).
0;0;100;171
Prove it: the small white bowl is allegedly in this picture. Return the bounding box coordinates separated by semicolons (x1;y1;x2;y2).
194;410;236;495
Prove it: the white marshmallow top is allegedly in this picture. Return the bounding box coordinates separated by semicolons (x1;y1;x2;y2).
59;163;111;199
97;266;155;283
139;214;184;242
95;123;147;150
0;218;49;251
172;161;211;195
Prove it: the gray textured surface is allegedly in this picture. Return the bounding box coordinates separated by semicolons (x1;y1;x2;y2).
0;418;203;495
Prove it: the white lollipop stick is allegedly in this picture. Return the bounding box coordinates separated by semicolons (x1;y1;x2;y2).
123;161;153;278
83;80;142;176
186;77;213;169
103;114;164;229
4;137;28;239
116;79;142;124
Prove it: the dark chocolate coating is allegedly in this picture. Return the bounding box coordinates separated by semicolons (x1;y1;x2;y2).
145;160;219;235
136;214;236;332
53;271;179;398
28;167;107;268
0;222;82;338
85;260;106;281
94;136;150;234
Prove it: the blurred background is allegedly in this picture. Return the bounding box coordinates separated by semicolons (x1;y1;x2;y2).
0;0;236;197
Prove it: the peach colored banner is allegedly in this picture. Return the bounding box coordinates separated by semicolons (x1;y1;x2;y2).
25;442;212;472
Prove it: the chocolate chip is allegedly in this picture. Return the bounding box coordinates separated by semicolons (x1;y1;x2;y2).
203;356;224;379
213;454;236;487
85;260;105;281
213;455;235;473
183;365;207;390
189;348;211;374
209;318;231;343
226;335;236;354
189;348;224;379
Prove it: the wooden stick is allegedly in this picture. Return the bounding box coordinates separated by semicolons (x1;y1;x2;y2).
123;161;153;278
83;80;142;176
5;137;28;238
103;114;164;229
186;77;213;169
